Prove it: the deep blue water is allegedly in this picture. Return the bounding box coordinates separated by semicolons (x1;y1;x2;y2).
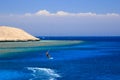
0;37;120;80
39;36;120;41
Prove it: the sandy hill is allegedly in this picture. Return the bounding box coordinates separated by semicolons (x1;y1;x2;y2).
0;26;39;41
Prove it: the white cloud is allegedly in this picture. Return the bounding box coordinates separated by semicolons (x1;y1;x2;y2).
24;10;120;17
106;13;119;16
35;10;51;16
77;12;97;16
56;11;70;16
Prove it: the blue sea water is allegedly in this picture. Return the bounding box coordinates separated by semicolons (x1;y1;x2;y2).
0;37;120;80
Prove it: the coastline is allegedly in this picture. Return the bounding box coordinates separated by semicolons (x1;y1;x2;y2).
0;40;83;48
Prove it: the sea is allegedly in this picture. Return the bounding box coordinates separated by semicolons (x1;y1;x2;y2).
0;36;120;80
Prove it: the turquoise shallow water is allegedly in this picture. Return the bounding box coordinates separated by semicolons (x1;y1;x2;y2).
0;40;81;59
0;37;120;80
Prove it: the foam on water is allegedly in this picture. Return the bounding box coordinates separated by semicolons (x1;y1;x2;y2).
27;67;61;80
0;67;60;80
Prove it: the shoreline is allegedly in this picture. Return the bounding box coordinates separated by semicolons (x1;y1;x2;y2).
0;39;40;42
0;40;83;48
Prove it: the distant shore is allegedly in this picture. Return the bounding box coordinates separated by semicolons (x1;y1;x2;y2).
0;26;40;41
0;39;40;42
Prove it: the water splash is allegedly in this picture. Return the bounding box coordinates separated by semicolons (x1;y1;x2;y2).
27;67;61;80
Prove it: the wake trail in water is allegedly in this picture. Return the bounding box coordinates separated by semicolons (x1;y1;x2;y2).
0;67;61;80
26;67;61;80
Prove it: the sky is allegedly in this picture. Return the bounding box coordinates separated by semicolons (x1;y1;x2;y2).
0;0;120;36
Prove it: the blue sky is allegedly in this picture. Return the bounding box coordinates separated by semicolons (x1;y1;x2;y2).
0;0;120;14
0;0;120;36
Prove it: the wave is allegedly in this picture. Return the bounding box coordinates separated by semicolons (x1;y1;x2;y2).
26;67;61;80
0;67;60;80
